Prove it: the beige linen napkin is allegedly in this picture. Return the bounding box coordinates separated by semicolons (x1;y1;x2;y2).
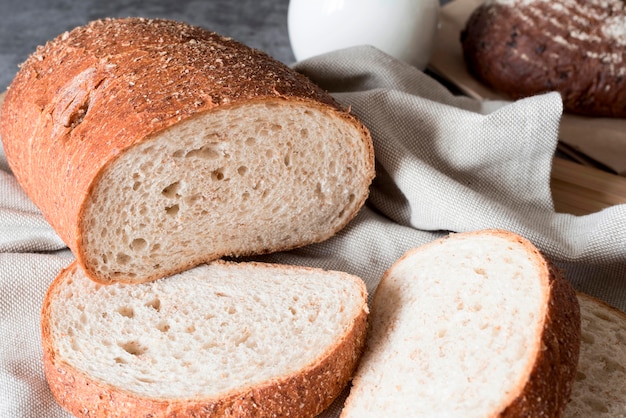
2;46;626;417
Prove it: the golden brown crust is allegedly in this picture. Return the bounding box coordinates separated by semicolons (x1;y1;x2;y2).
42;261;368;418
1;17;374;283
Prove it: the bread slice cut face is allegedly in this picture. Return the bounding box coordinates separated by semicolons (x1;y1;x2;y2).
342;229;581;417
42;260;368;418
78;98;373;284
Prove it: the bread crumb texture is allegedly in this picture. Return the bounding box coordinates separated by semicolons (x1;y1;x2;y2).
565;294;626;417
43;261;368;417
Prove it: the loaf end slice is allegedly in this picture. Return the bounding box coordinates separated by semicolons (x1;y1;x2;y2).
0;18;375;284
342;229;581;417
42;260;368;418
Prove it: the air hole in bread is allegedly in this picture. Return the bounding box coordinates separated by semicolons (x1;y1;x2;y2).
300;128;309;138
114;357;127;364
244;137;256;146
211;169;225;181
116;253;131;265
184;194;201;206
283;152;291;167
132;181;142;191
151;243;161;252
315;183;323;200
186;325;196;333
185;145;220;160
289;307;297;316
120;341;147;356
130;238;147;252
145;298;161;312
576;371;587;381
237;166;248;176
165;204;180;216
117;306;134;318
154;321;170;333
172;149;185;158
265;149;273;158
162;181;181;198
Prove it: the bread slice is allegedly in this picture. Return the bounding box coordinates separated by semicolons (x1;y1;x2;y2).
0;17;375;285
42;260;368;418
565;293;626;417
342;229;581;417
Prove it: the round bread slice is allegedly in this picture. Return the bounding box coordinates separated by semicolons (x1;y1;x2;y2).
565;293;626;417
42;260;368;418
460;0;626;118
0;17;375;285
341;229;581;417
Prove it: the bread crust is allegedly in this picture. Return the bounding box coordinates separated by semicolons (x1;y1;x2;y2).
41;261;369;418
0;18;374;283
461;1;626;118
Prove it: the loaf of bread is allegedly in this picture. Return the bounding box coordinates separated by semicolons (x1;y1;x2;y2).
342;229;581;417
461;0;626;118
565;293;626;417
0;17;375;285
42;259;368;418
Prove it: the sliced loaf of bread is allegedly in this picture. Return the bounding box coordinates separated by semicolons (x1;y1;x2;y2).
42;260;369;418
341;229;581;417
0;17;375;285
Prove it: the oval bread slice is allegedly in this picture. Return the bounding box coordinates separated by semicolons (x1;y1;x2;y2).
42;260;369;418
342;229;581;417
0;17;375;285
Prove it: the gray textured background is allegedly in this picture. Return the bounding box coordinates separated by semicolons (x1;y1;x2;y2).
0;0;296;91
0;0;452;92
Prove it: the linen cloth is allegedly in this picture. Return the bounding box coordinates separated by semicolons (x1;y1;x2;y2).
1;46;625;417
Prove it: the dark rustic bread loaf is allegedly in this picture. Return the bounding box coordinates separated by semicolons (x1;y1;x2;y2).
0;18;375;285
461;0;626;118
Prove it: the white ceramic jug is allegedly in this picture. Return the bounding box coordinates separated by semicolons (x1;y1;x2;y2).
288;0;440;70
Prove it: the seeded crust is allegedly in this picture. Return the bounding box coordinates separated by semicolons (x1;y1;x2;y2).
0;18;375;284
461;0;626;118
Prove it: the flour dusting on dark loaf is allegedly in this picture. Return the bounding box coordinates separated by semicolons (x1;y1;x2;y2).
0;18;375;284
461;0;626;118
